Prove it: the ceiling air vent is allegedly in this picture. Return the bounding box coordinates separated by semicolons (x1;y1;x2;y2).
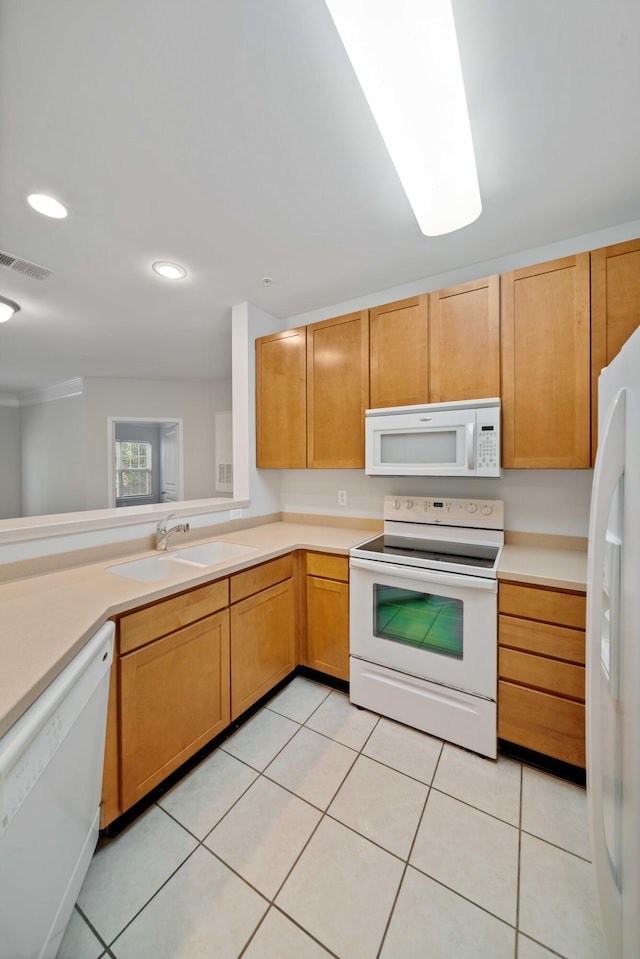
0;250;52;280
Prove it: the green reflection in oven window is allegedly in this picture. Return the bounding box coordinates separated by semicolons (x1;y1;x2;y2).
373;585;463;659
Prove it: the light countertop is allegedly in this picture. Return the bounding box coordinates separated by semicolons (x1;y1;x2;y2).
0;520;587;739
499;543;587;592
0;522;369;738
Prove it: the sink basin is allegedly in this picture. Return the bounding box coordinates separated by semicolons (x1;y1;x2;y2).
107;541;259;581
106;555;195;582
173;541;258;566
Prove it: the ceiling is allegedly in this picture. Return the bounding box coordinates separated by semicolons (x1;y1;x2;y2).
1;0;639;395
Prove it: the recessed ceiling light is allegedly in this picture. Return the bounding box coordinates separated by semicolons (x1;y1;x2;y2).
27;193;69;219
152;261;187;280
0;296;20;323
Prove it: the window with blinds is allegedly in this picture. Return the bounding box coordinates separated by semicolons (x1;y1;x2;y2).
115;441;153;498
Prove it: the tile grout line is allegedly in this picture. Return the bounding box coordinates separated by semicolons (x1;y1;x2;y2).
186;691;513;950
233;700;382;958
233;698;385;955
73;904;114;957
153;686;376;958
87;680;588;958
102;841;203;950
515;762;524;959
374;741;444;959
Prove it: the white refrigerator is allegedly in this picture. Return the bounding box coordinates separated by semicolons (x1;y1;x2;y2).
587;324;640;959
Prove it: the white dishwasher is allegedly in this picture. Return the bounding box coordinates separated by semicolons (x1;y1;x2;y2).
0;621;114;959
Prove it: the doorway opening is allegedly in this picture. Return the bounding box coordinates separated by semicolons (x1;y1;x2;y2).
107;417;184;508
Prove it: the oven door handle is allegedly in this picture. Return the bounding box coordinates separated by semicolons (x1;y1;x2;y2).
349;557;497;591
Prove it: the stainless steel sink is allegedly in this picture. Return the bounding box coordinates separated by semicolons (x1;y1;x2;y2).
107;541;258;582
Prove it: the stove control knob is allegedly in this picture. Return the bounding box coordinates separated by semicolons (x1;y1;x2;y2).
481;505;493;516
466;503;477;513
392;499;402;510
404;499;414;509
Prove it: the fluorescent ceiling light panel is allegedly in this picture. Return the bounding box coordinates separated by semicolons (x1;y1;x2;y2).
324;0;481;236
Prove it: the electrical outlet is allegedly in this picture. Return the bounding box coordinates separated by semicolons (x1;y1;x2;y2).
229;509;243;520
337;490;348;506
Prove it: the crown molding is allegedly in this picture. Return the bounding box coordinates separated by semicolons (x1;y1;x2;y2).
19;377;84;406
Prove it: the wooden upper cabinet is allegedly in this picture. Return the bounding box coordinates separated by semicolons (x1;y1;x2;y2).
429;275;500;403
256;327;307;468
591;238;640;456
369;296;429;408
501;254;591;468
307;310;369;468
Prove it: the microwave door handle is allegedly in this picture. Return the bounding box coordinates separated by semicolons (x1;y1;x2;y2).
466;422;475;470
349;557;496;591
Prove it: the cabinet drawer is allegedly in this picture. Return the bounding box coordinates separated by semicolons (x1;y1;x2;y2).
499;648;585;701
499;614;585;665
120;579;229;654
498;681;585;768
230;554;294;604
305;552;349;582
499;582;586;629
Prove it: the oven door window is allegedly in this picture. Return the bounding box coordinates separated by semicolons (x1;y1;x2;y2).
373;585;463;659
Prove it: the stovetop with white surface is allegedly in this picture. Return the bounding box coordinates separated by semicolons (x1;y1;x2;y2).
351;495;505;579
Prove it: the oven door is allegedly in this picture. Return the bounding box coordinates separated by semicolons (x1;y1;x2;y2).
349;557;497;699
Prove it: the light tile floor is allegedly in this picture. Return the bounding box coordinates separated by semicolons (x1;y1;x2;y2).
59;677;607;959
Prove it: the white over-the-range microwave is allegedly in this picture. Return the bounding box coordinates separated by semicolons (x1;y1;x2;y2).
365;397;501;477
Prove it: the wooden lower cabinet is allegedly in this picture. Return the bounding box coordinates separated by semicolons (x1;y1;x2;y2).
230;578;296;719
498;580;586;767
304;552;349;681
120;609;230;811
101;549;349;827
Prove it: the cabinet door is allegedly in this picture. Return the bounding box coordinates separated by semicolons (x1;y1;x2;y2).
369;296;429;408
120;610;230;811
307;311;369;468
429;275;500;402
591;238;640;456
501;254;591;468
256;327;307;468
230;579;296;720
306;575;349;681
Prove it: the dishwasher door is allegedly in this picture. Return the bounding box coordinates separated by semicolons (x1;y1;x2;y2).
0;621;114;959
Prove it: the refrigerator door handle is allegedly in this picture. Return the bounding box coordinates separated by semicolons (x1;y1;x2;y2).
607;536;622;702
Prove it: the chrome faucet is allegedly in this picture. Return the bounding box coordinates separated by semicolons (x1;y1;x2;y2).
155;513;190;551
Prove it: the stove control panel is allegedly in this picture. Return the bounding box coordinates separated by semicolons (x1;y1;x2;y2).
384;495;504;530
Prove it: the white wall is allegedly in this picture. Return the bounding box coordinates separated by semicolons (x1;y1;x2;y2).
83;377;221;509
231;301;285;519
19;394;86;516
0;404;22;519
288;218;640;329
278;468;593;537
